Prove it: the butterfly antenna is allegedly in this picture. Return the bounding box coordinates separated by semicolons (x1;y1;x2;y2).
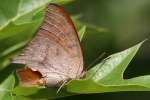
86;52;107;70
56;80;67;94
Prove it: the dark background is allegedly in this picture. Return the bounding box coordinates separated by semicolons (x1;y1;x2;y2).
61;0;150;99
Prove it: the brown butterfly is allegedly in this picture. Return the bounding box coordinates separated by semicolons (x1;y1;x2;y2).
13;3;84;87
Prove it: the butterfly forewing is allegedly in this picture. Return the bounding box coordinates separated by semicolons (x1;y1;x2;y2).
13;4;84;87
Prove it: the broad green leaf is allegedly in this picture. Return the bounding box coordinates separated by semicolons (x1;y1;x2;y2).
13;86;73;100
66;41;150;93
0;0;50;30
0;0;51;70
0;0;19;29
0;74;15;100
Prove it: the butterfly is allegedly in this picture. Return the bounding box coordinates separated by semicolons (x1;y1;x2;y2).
12;3;84;87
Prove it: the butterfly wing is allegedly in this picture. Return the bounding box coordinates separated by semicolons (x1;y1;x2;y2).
13;4;84;87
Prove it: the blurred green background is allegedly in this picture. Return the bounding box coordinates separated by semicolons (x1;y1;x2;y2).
61;0;150;99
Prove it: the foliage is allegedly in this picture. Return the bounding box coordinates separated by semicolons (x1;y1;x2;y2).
0;0;150;100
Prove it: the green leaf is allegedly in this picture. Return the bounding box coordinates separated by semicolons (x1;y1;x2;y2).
13;86;73;100
66;41;150;93
0;74;15;100
0;0;51;70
